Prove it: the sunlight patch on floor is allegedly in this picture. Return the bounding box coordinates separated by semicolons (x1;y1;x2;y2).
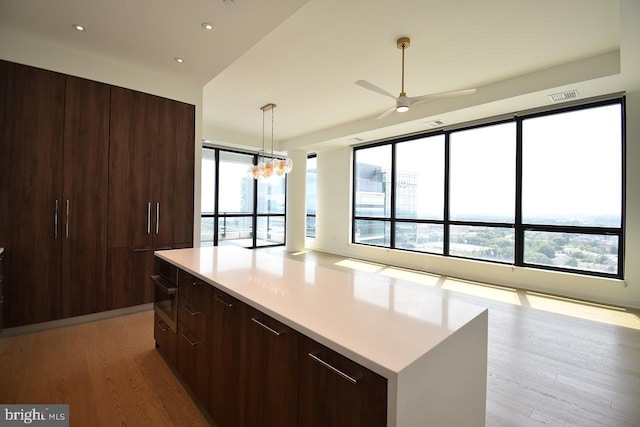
334;258;384;273
380;266;441;286
326;253;639;330
441;278;523;306
524;292;640;330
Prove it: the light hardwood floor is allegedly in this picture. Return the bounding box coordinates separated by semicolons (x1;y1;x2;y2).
1;248;639;427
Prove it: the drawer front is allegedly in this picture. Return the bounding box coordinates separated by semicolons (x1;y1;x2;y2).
178;269;211;314
179;299;209;345
154;312;177;366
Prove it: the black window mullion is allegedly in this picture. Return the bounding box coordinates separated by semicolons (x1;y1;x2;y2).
390;143;396;248
252;153;259;248
443;133;450;256
514;117;524;265
213;148;220;247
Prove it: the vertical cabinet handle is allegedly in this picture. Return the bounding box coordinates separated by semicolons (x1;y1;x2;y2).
156;202;160;235
54;199;58;240
65;199;70;238
308;353;358;384
147;202;151;235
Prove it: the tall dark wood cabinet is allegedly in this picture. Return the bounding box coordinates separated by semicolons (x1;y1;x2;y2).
1;64;65;327
107;87;194;310
0;60;194;327
61;76;110;318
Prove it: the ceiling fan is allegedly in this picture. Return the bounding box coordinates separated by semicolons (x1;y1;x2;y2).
356;37;476;119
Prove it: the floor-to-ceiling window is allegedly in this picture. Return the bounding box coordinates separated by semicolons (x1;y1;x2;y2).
306;154;317;238
353;97;624;279
201;147;286;248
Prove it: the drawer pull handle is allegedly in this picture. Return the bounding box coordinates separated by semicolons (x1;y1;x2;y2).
251;317;282;336
181;331;200;346
156;320;169;332
213;294;234;307
183;304;202;316
308;352;358;384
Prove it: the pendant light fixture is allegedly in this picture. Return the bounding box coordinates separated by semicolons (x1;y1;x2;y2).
248;103;293;180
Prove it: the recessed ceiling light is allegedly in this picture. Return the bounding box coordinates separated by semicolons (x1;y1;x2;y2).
174;57;184;64
201;22;215;31
72;24;86;32
223;0;236;6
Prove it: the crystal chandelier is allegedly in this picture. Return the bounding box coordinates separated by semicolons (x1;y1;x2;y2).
248;103;293;179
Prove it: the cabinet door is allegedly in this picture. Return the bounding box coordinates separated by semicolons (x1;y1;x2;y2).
209;289;243;427
0;60;9;249
298;336;387;427
154;312;177;366
154;98;195;247
106;247;154;310
177;320;210;408
108;87;157;248
2;64;65;327
61;76;110;317
241;305;298;427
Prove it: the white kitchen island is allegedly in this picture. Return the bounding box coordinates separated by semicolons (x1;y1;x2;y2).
156;246;488;427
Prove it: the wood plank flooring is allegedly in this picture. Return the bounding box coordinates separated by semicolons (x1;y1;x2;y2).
1;248;639;427
0;311;210;427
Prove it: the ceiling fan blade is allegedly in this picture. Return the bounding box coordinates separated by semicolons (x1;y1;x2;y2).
355;80;397;100
376;106;397;120
408;88;477;106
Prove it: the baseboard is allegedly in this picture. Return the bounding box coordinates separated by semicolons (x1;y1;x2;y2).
0;303;153;338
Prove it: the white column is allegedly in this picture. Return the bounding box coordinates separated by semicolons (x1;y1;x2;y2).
285;150;307;252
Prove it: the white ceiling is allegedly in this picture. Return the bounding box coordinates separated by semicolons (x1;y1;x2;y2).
1;0;636;154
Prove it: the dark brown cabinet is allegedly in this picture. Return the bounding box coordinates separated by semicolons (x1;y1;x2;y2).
176;270;211;411
107;87;194;310
298;335;388;427
209;288;243;427
241;305;299;427
1;64;65;327
0;60;194;327
60;76;110;318
154;311;177;365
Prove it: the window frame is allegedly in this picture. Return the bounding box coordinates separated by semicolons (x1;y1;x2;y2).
352;96;625;279
201;146;287;249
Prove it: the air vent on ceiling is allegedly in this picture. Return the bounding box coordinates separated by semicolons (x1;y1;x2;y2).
425;119;446;128
549;90;579;102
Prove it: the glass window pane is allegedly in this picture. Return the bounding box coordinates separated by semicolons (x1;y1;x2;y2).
354;145;392;218
395;222;444;254
449;225;514;262
201;148;216;214
201;217;214;247
306;156;317;215
219;151;254;214
395;135;444;220
306;215;316;238
354;219;390;247
522;104;622;227
450;123;516;222
524;231;618;274
218;216;253;247
258;174;286;214
256;216;285;246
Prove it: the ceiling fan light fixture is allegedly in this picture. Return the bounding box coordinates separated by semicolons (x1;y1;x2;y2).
396;106;409;113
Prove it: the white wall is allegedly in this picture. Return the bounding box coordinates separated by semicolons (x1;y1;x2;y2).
307;91;640;309
0;28;204;246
